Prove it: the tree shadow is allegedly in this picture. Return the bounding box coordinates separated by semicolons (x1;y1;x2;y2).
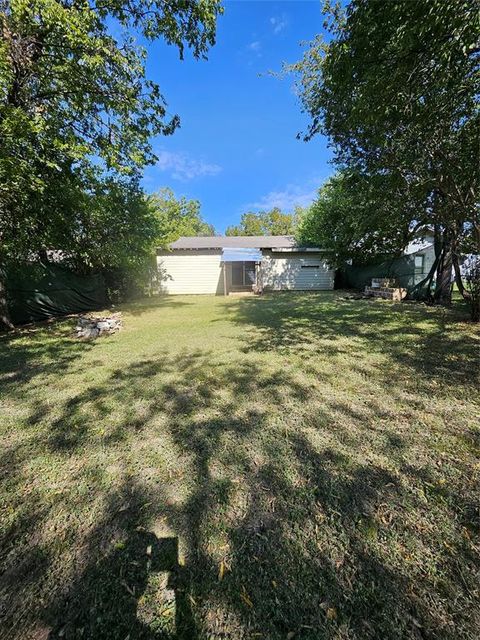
119;296;193;317
221;292;480;389
0;322;94;394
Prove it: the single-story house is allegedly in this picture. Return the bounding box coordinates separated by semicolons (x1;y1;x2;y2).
157;235;334;295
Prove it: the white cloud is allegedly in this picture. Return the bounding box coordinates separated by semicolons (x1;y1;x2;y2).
155;150;221;181
247;40;261;52
270;14;288;35
248;176;328;212
245;40;262;60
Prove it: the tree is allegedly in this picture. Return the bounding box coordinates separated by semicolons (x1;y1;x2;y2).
297;170;426;265
149;188;215;248
65;176;162;301
0;0;222;328
226;207;300;236
289;0;479;306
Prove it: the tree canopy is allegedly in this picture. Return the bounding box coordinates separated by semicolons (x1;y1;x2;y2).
289;0;479;304
225;207;301;236
1;0;221;182
150;188;215;249
0;0;221;327
297;170;428;265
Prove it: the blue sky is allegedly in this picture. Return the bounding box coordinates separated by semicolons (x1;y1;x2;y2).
142;1;332;233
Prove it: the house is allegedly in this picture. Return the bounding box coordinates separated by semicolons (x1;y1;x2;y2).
157;235;334;295
403;231;436;285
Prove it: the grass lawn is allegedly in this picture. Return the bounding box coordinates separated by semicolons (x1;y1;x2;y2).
1;292;479;640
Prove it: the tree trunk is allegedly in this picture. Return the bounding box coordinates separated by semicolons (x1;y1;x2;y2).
452;252;470;300
0;274;14;331
434;231;453;306
471;296;480;322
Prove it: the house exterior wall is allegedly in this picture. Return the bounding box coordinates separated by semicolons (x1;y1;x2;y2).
157;250;225;294
260;251;334;291
157;249;334;294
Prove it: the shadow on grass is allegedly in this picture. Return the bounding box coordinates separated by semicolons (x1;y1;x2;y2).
221;293;480;388
117;295;193;317
1;294;479;640
0;296;192;398
0;322;94;394
45;484;195;640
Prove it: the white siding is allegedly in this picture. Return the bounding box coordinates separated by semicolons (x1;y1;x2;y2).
157;249;334;294
157;250;225;294
261;251;334;291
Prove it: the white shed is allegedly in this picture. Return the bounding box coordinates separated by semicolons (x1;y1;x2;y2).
157;236;334;295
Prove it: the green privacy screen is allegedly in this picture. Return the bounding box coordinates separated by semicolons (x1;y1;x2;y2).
5;263;107;325
344;255;417;291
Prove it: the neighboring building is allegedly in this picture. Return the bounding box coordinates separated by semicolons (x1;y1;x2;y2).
157;236;334;295
345;231;436;292
403;231;436;286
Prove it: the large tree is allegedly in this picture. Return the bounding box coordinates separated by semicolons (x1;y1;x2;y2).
289;0;479;305
0;0;222;327
225;207;300;236
297;170;428;265
150;187;215;248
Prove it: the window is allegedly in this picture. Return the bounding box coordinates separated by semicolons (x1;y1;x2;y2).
231;262;244;286
232;261;256;286
301;264;320;269
414;255;425;274
244;263;256;284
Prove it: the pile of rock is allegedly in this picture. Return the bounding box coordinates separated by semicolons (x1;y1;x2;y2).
75;313;122;339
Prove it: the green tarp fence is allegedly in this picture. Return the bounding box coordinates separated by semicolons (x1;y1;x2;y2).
4;263;107;325
344;255;418;291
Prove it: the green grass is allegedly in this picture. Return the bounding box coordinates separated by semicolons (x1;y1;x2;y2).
1;292;479;640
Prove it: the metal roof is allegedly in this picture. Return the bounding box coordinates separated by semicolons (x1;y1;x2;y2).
220;248;263;262
166;235;319;250
404;236;434;256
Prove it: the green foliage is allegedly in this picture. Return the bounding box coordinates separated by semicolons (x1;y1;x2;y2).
149;187;215;248
0;1;221;240
298;170;429;266
225;207;300;236
0;0;221;317
288;0;479;303
74;179;159;273
0;0;222;186
47;174;161;300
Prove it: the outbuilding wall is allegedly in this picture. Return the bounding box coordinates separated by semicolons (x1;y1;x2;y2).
344;245;436;293
157;249;334;294
260;251;334;291
157;249;225;295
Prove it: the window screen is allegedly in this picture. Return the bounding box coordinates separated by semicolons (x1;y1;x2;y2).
231;263;244;286
232;262;256;286
414;255;425;273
